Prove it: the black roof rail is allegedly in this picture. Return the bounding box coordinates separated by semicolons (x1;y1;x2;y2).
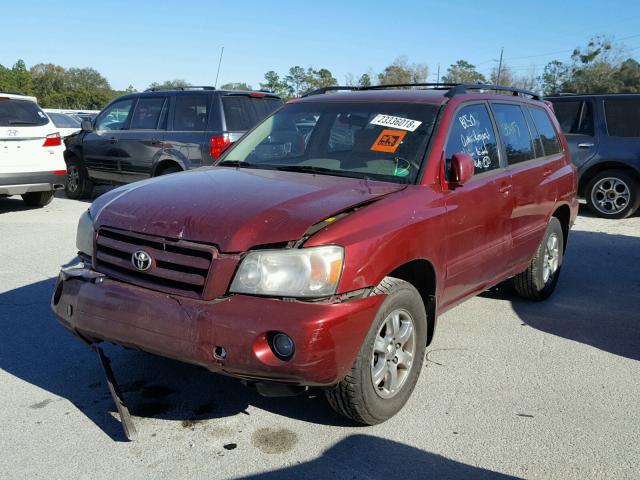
144;85;216;92
445;83;541;100
302;83;458;98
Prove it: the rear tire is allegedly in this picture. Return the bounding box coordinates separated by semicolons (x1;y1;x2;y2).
514;217;563;301
65;156;93;200
324;277;427;425
585;170;639;219
21;191;55;207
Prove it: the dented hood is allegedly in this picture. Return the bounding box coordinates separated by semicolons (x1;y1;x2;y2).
91;167;405;252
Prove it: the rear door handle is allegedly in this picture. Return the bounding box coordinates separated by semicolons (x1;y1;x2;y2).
578;143;594;148
109;137;118;144
543;168;553;177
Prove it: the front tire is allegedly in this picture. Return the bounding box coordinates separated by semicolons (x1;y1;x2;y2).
65;156;93;200
585;170;639;219
21;191;54;207
325;277;427;425
514;217;563;301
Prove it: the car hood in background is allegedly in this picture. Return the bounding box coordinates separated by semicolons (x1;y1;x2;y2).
90;167;406;252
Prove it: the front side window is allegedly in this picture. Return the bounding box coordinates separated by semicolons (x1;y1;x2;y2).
173;95;208;131
605;98;640;137
130;97;166;130
529;107;562;155
445;103;500;175
95;99;134;131
492;103;534;165
220;101;438;184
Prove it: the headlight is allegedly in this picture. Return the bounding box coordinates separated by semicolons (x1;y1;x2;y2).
230;246;344;298
76;209;95;257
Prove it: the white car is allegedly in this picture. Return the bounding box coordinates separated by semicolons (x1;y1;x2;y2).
0;93;67;207
45;111;81;138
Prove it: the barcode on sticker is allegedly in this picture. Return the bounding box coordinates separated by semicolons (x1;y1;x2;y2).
370;114;422;132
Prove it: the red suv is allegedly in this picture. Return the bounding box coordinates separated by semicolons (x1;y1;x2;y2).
52;83;577;425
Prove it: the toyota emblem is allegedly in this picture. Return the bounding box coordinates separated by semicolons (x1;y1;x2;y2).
131;250;153;271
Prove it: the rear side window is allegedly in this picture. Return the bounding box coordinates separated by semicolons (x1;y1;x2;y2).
48;112;80;128
173;95;208;131
130;97;166;130
0;99;49;127
491;103;534;165
551;100;593;135
605;99;640;137
529;107;562;155
222;95;282;131
445;103;500;174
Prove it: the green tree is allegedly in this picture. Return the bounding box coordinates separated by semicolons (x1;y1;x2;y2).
490;63;514;86
378;56;428;85
563;36;623;93
442;60;486;84
358;73;372;87
617;59;640;92
147;79;192;90
259;70;292;98
284;66;307;96
30;63;66;106
11;60;32;94
539;60;570;95
220;82;253;90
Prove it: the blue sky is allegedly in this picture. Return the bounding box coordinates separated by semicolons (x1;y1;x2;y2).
2;0;639;90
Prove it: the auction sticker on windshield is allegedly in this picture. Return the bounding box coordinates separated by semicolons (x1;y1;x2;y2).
370;114;422;131
370;129;407;153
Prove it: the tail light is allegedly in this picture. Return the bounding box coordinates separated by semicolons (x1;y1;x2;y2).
210;134;232;160
43;133;62;147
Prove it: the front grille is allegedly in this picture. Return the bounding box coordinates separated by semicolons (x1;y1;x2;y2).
94;227;216;299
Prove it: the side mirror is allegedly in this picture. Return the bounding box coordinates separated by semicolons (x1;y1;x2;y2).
81;119;94;132
450;152;474;188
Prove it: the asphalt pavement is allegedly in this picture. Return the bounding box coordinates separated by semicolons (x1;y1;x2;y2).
0;192;638;480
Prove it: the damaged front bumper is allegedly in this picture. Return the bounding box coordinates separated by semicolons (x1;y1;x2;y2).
51;262;383;387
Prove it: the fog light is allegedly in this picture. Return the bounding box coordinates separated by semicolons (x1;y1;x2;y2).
271;333;295;360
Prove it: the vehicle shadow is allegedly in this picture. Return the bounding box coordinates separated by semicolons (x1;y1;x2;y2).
0;196;39;213
235;434;521;479
0;277;354;442
481;229;640;361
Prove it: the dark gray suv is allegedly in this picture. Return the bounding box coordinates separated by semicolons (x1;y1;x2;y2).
64;87;282;199
547;93;640;218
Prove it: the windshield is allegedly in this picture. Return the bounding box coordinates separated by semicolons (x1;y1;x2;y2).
219;101;438;183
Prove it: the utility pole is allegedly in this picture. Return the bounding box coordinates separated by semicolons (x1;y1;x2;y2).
496;47;504;85
214;46;225;88
436;63;440;86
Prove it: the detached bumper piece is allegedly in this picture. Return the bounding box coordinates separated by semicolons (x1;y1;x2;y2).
93;345;138;441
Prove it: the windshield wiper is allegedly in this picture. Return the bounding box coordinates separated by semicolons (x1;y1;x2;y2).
274;164;374;181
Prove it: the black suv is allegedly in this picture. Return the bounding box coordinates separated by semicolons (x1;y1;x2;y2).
547;93;640;218
64;87;282;199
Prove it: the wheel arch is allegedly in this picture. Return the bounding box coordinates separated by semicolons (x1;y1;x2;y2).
578;161;640;197
152;159;184;176
385;259;438;346
551;204;571;253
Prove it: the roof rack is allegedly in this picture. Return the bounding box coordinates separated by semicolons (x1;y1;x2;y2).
302;83;541;101
444;84;540;100
302;83;457;98
144;86;215;92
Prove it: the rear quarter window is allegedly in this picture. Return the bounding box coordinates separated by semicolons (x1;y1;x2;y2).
0;99;49;127
222;95;282;131
605;98;640;137
529;107;562;155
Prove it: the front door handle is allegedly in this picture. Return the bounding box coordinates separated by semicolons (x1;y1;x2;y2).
578;143;594;148
499;184;512;196
109;137;118;144
150;138;161;145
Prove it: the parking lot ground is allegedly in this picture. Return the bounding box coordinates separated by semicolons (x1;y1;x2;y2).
1;193;639;480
